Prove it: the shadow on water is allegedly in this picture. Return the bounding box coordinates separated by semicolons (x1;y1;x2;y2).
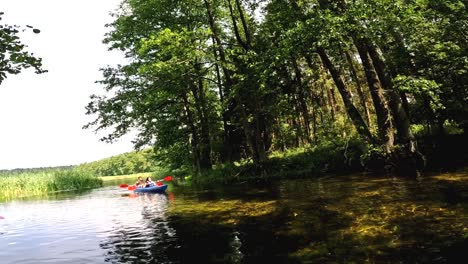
119;171;467;263
4;170;465;263
164;192;286;263
268;173;468;263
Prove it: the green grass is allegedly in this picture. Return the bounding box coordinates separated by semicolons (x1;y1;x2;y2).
0;169;103;202
98;168;175;182
99;172;153;182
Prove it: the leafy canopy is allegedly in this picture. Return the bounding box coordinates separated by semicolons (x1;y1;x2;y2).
0;12;46;85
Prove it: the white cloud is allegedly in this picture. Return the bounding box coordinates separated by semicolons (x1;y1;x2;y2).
0;0;136;169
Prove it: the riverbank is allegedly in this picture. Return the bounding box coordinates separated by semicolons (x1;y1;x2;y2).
0;170;102;202
185;134;468;185
99;172;153;183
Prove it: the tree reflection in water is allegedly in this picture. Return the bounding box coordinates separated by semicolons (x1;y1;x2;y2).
100;172;467;263
100;192;178;263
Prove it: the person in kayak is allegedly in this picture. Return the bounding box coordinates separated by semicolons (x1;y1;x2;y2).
135;176;146;188
145;177;155;187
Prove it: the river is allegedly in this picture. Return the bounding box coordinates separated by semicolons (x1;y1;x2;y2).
1;170;467;263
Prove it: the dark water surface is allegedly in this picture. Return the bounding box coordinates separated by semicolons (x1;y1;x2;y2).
1;171;467;263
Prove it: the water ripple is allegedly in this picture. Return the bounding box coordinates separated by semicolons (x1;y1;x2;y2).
0;187;174;263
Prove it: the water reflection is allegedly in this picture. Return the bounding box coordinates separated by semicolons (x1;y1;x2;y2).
0;171;467;263
164;172;467;263
99;192;177;263
0;187;174;263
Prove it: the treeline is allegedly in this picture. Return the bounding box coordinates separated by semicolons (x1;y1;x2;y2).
75;148;158;176
0;149;158;178
85;0;467;177
0;166;74;176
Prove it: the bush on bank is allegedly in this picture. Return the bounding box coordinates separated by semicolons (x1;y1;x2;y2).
180;133;468;185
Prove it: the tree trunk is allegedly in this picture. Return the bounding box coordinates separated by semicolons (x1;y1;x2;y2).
205;0;256;162
235;99;257;162
291;116;300;148
323;80;336;121
226;0;248;50
191;62;212;169
291;58;312;144
276;117;286;152
354;39;394;152
317;47;375;143
253;110;267;162
312;104;317;143
366;41;417;151
344;50;372;127
234;0;251;46
226;0;266;163
319;78;333;123
210;35;232;161
181;92;201;174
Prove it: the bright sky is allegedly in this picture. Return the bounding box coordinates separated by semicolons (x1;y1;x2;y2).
0;0;136;170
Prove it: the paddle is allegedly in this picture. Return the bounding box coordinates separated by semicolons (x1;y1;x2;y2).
119;184;129;188
163;175;173;181
127;175;173;190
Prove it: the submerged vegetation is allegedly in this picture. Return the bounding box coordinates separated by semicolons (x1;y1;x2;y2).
167;171;468;262
1;1;467;200
0;170;102;202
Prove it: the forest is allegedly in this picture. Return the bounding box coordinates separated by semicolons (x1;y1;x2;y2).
75;148;160;176
79;0;467;181
1;3;467;261
0;149;157;177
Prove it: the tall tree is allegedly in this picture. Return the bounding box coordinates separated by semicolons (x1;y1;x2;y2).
85;0;467;176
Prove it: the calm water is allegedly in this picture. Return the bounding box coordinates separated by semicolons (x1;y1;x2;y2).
1;171;467;263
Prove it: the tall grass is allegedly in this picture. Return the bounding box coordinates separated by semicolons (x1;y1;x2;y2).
99;172;153;182
0;169;102;202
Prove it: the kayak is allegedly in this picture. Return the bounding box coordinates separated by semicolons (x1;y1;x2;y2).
134;184;168;193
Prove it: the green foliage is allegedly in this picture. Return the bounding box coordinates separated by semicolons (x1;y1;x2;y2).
0;12;46;85
192;138;366;185
75;148;158;176
84;0;468;180
395;0;468;126
360;145;389;173
395;75;444;124
0;169;102;202
395;76;442;109
360;143;426;175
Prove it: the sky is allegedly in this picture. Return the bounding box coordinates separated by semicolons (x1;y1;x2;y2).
0;0;137;170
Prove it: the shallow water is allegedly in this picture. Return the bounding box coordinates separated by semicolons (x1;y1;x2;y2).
1;171;467;263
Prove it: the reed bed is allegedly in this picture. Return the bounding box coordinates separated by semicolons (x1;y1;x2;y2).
0;170;102;202
99;172;153;182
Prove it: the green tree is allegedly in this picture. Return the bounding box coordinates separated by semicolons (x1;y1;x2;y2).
0;12;46;85
85;0;467;177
